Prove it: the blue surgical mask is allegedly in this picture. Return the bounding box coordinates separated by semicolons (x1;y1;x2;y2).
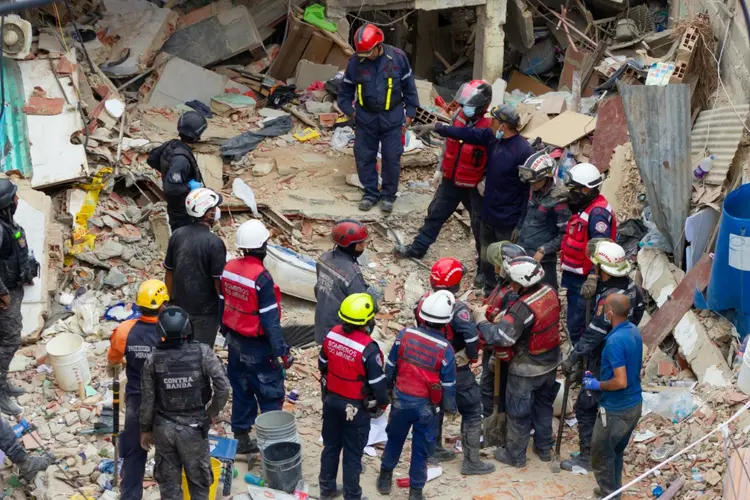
495;130;505;140
463;106;476;118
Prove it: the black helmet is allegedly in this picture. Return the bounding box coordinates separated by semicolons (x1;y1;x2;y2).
454;80;493;109
157;306;191;342
0;179;18;210
177;111;208;141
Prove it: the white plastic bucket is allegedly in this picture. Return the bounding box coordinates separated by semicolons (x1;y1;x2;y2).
738;354;750;396
553;378;574;417
45;333;91;392
255;410;300;453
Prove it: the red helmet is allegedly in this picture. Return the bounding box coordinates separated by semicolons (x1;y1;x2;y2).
454;80;493;109
331;219;369;247
354;24;384;55
430;257;465;290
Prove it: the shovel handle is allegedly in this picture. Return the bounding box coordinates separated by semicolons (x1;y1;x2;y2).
492;356;502;408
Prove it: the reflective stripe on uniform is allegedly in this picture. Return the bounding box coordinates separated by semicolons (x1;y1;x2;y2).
357;84;364;107
327;331;367;353
405;328;448;347
561;263;584;274
259;303;278;314
222;270;256;289
401;70;412;80
319;355;328;364
385;78;393;110
369;374;386;384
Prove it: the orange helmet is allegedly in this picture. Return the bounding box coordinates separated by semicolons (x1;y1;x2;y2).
354;24;384;55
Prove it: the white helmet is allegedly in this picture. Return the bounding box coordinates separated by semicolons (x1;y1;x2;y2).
591;240;631;277
519;151;555;183
185;188;222;218
564;162;604;189
419;290;455;325
507;256;545;288
236;219;270;249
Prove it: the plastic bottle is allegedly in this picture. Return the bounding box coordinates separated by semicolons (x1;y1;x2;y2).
693;154;716;179
244;473;265;486
558;152;576;180
692;467;704;482
652;485;664;497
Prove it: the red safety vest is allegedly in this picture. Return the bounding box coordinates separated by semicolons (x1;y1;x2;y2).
221;256;282;337
441;110;491;188
415;293;454;341
560;195;617;276
395;328;450;404
517;284;561;355
323;325;380;400
482;284;515;361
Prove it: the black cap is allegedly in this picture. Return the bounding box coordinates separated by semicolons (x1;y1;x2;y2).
490;104;520;128
158;306;191;342
177;111;208;141
0;179;17;210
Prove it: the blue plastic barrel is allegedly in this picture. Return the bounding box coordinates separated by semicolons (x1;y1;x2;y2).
705;183;750;335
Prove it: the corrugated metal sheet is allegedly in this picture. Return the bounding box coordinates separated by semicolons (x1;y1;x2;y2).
690;104;750;185
621;84;692;268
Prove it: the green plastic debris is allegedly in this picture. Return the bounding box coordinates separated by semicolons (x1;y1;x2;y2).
303;4;338;32
8;475;23;488
85;385;96;397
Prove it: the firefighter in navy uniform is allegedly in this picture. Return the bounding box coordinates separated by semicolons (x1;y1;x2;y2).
221;220;291;455
560;163;617;346
396;81;493;261
140;307;230;500
147;111;207;231
107;280;169;500
474;257;561;467
416;258;494;475
559;240;644;473
0;178;39;416
318;293;389;500
378;291;457;500
337;23;419;213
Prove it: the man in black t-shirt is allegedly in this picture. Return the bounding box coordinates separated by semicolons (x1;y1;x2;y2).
164;188;226;347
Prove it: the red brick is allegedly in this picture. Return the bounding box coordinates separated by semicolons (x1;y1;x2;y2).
657;360;677;377
319;112;338;128
55;56;75;75
23;96;64;115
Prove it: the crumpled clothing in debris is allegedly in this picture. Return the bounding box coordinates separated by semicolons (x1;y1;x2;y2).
220;116;293;160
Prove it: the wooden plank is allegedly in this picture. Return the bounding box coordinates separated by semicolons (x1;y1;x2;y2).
301;31;334;64
641;253;713;349
590;96;628;171
506;70;554;96
521;110;597;147
725;448;750;500
323;45;351;70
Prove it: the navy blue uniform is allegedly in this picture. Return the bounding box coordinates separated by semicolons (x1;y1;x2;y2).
338;45;419;203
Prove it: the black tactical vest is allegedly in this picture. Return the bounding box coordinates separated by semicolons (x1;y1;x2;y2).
153;342;210;419
0;218;31;290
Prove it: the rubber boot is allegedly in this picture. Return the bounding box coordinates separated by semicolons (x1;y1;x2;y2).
17;453;53;482
408;487;424;500
376;467;393;495
494;447;526;468
460;421;495;475
234;431;259;454
560;452;590;472
0;390;22;416
533;446;552;462
5;381;25;396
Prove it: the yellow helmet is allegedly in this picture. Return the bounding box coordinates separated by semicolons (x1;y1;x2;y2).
338;293;376;326
136;280;169;310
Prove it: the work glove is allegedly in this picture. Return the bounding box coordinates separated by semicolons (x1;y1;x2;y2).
561;355;579;377
582;372;601;391
581;274;599;299
140;431;153;451
187;179;202;191
432;170;443;189
510;228;520;243
472;304;488;325
412;123;437;137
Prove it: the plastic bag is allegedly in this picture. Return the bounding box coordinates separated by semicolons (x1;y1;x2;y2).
71;291;99;335
639;206;674;253
642;389;697;423
331;126;354;149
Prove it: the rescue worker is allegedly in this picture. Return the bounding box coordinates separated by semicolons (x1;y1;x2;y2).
0;416;52;482
416;258;494;475
396;81;493;262
318;293;389;500
314;220;381;345
413;105;535;294
480;242;525;424
378;290;457;500
337;23;420;213
147;111;207;231
140;306;230;500
220;220;291;455
515;151;571;290
164;188;226;347
107;280;169;500
0;178;39;416
473;257;561;467
559;241;644;473
559;163;617;346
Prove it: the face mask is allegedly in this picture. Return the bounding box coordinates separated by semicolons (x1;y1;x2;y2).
214;207;221;221
10;202;17;216
463;106;476;118
495;130;505;140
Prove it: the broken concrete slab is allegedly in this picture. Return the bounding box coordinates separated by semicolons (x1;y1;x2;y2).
295;60;339;90
638;249;731;387
18;53;89;188
139;56;250;108
196;153;224;191
162;2;263;68
521;110;597;147
98;0;178;77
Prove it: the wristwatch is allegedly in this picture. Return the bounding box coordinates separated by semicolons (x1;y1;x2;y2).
536;246;546;255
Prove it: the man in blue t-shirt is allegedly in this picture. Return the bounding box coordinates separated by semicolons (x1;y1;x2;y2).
582;293;643;499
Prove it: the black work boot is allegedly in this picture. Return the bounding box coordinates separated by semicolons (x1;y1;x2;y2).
394;243;424;260
319;484;344;500
494;447;526;468
380;199;394;213
0;390;22;416
234;431;259;454
461;421;495;475
376;467;393;495
359;198;376;211
408;487;424;500
533;446;552;462
473;273;485;289
429;444;456;463
17;453;53;482
560;452;590;471
5;381;25;396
